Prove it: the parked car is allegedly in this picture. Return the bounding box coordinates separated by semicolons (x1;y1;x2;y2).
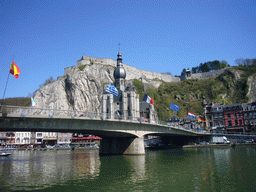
245;139;254;143
200;141;209;145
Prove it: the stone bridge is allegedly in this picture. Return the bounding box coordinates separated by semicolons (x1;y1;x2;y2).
0;105;209;155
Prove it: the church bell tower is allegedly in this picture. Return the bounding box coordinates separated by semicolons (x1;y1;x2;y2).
113;49;126;92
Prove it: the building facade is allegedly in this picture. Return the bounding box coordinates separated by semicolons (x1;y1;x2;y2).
102;50;158;123
242;102;256;132
223;104;244;133
204;101;256;133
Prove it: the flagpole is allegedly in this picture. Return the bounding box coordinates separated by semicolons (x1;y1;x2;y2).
1;72;11;106
1;58;13;106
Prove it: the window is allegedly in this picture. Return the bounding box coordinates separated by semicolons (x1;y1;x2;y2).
227;113;231;118
249;113;253;116
214;113;218;118
239;120;242;125
244;113;248;117
234;112;237;117
219;113;223;118
250;120;254;125
228;120;232;126
215;122;219;126
238;112;241;117
235;120;238;125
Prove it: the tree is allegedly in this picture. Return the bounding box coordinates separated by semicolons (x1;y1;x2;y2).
211;60;220;71
220;60;229;68
199;62;210;72
235;58;244;66
181;68;186;75
192;66;199;74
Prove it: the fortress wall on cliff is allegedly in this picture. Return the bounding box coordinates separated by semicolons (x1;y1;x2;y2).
64;56;230;83
181;68;230;81
71;56;180;83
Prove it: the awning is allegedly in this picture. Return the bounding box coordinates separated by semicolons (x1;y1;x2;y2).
72;136;102;140
43;138;57;140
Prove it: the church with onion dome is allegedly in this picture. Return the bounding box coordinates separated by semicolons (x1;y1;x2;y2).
102;49;158;122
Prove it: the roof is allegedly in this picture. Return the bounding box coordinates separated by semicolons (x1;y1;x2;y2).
167;116;180;122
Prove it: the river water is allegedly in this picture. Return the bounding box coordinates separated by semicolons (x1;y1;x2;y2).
1;146;256;192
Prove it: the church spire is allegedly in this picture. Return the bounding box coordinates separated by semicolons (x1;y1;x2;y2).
113;47;126;92
117;46;122;66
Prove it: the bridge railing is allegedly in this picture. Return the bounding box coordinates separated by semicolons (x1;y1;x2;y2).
212;131;256;136
1;105;209;134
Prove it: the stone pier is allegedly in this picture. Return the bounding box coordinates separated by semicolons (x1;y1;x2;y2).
99;136;145;155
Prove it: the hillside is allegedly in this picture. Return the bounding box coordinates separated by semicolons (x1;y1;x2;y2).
134;66;256;121
0;97;31;107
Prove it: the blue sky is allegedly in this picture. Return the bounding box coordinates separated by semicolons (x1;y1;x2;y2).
1;0;255;98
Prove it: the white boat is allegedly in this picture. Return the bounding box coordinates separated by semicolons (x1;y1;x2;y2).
0;152;11;156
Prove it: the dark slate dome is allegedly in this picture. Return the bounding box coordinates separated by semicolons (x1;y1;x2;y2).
114;66;126;79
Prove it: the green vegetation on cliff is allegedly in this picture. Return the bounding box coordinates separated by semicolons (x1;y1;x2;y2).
134;62;256;121
0;97;31;107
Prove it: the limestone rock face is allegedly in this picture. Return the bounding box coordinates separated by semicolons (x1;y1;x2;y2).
247;75;256;103
34;64;115;113
33;60;174;112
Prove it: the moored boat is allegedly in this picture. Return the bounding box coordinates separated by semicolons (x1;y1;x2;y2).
0;152;11;156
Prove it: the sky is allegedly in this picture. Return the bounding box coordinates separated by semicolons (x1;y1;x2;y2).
1;0;255;98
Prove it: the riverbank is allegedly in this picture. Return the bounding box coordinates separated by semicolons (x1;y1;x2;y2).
183;143;256;148
0;145;99;151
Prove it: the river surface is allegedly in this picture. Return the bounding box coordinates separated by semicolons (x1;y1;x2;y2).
1;146;256;192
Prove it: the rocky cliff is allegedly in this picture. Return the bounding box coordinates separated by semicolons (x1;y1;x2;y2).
33;58;256;113
248;75;256;103
35;64;111;112
34;54;182;112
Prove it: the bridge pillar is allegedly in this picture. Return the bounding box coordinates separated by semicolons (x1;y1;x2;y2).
99;136;145;155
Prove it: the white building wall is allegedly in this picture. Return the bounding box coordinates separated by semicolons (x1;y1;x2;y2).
15;132;31;145
57;133;72;145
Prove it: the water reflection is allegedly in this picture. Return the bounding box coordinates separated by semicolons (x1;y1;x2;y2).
0;149;101;191
124;155;146;183
1;146;256;191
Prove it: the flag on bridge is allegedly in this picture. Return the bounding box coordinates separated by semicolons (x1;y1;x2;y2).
169;103;179;111
116;111;122;119
188;111;196;118
143;94;154;105
198;117;205;122
31;97;35;107
105;83;118;96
